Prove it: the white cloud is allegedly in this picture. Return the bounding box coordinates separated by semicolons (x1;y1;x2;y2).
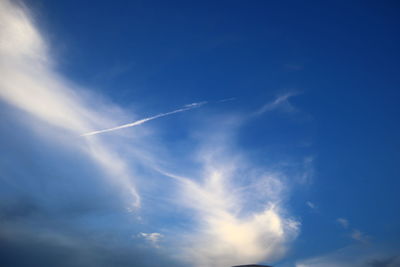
337;218;349;229
139;232;164;248
295;245;400;267
306;201;317;210
335;218;369;243
0;1;305;266
255;92;299;116
300;156;314;184
0;0;140;208
158;136;299;267
351;229;369;243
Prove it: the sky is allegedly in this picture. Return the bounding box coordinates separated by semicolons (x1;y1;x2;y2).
0;0;399;266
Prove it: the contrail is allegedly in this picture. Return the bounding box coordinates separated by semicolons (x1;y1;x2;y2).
217;97;236;103
81;101;207;136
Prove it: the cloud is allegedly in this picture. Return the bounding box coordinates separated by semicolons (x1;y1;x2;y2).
0;0;141;208
139;232;164;248
335;218;368;243
254;92;299;116
306;201;317;210
295;245;400;267
217;97;236;103
337;218;349;229
351;229;369;243
0;1;307;266
367;256;400;267
156;128;300;267
0;218;184;267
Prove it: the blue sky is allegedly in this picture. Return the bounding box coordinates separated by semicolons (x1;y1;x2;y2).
0;0;399;266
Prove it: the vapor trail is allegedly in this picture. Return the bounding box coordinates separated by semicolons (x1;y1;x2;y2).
81;101;207;136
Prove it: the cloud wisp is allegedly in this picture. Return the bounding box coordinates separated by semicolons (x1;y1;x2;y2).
337;217;349;229
81;102;207;136
0;0;141;208
154;126;300;267
295;245;400;267
0;1;307;266
139;232;164;248
306;201;317;210
350;229;369;244
254;91;299;116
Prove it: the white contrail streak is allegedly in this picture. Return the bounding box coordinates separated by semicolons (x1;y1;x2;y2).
81;101;207;136
217;97;236;103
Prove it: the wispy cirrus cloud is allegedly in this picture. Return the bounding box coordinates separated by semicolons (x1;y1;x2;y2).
350;229;370;243
139;232;164;248
306;201;317;210
0;0;141;208
335;218;369;243
295;245;400;267
254;91;300;116
337;217;349;229
295;218;397;267
0;1;307;266
155;122;300;267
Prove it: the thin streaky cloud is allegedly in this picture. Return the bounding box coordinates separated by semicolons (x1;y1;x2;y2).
0;0;141;208
81;101;207;136
255;91;299;116
337;218;349;229
138;232;164;248
306;201;317;210
295;244;400;267
0;1;306;265
153;147;298;267
351;229;369;243
217;97;236;103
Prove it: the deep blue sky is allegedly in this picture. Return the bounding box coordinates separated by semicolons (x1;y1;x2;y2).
1;0;400;266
